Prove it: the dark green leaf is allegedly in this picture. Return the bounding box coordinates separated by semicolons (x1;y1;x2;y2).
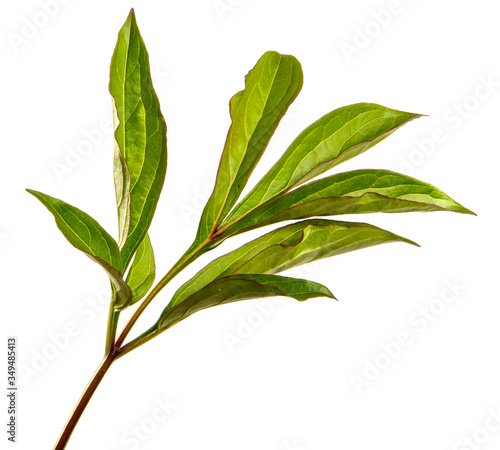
26;189;132;309
218;169;475;237
194;51;303;244
157;274;334;332
125;234;155;305
222;103;421;227
170;219;416;308
110;9;167;269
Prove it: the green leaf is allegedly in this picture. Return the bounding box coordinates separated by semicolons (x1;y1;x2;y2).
194;51;303;244
222;103;422;227
218;169;475;237
125;234;155;305
26;189;132;309
109;9;167;269
169;219;416;309
157;274;334;332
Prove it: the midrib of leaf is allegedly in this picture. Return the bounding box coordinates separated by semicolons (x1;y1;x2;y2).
216;113;413;238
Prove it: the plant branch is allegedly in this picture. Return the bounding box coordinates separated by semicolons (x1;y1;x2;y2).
53;351;116;450
54;239;213;448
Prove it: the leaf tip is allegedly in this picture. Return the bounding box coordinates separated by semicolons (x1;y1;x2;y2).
318;285;336;300
404;112;426;123
442;197;476;216
391;109;426;124
389;230;420;248
26;188;41;199
403;237;421;248
458;205;477;216
123;7;138;31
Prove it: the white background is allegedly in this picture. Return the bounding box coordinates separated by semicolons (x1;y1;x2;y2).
1;1;499;449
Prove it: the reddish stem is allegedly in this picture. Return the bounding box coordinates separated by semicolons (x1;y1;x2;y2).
53;351;116;450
